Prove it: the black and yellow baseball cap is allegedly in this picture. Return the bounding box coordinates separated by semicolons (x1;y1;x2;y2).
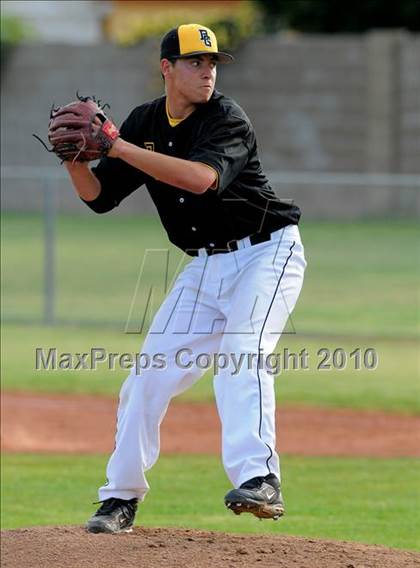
160;24;234;64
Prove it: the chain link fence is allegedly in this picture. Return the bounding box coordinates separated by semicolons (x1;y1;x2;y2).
2;166;419;328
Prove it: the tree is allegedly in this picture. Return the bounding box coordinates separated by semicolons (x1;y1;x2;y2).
255;0;420;33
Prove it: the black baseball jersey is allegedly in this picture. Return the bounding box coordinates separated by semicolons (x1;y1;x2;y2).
86;90;301;255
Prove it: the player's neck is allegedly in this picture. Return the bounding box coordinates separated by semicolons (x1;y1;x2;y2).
165;93;196;121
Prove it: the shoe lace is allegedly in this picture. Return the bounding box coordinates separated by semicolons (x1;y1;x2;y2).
240;474;280;491
95;498;137;517
240;476;265;490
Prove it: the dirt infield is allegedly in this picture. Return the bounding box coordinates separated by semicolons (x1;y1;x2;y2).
2;526;419;568
1;391;419;457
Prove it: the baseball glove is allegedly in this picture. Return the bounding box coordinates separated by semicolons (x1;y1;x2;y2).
34;94;119;163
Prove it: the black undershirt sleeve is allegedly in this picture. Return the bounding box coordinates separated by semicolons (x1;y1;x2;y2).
187;113;251;194
82;110;146;213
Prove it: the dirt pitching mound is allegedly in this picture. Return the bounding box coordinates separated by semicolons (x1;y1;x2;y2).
1;526;419;568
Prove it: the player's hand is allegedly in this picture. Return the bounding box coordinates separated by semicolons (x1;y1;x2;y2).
34;94;120;164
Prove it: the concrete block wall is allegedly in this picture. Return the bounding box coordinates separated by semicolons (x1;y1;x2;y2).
0;40;161;168
400;36;420;173
222;34;368;173
1;31;419;218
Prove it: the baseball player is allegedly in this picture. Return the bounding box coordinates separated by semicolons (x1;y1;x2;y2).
58;24;306;533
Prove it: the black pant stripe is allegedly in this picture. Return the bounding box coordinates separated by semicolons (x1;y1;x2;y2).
256;240;296;474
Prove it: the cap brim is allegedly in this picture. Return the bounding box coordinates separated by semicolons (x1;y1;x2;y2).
175;51;234;64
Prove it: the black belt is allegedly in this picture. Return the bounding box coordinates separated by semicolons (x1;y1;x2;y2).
191;229;276;257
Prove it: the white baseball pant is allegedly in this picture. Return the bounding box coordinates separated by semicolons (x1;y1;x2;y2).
98;224;306;501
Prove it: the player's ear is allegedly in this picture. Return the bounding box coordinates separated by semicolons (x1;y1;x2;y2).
160;58;175;81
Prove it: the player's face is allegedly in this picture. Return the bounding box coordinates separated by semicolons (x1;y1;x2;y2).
168;55;217;104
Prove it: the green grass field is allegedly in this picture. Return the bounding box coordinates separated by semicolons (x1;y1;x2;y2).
2;454;419;550
2;215;419;337
1;215;419;548
1;215;419;411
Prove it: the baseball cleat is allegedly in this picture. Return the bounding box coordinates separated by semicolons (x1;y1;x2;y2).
86;497;138;534
224;474;285;520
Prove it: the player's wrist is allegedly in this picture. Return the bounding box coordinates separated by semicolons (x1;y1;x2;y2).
108;137;124;158
64;160;90;171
